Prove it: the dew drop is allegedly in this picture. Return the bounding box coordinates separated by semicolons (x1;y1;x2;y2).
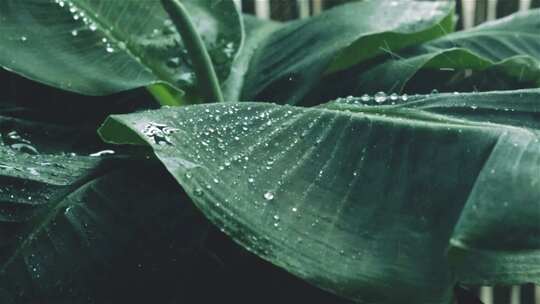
71;30;78;36
28;168;39;176
401;93;409;101
194;188;204;197
374;92;387;104
360;94;370;102
390;93;399;101
89;149;115;157
20;36;27;42
263;191;274;201
10;143;39;155
89;23;97;31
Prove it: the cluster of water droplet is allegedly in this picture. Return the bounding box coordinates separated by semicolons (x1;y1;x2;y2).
53;0;119;53
209;37;237;79
3;130;39;155
335;92;409;105
143;122;180;145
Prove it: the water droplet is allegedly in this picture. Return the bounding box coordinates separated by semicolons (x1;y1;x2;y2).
20;36;27;42
291;207;298;212
374;92;387;104
65;206;73;215
273;215;280;221
89;23;97;31
194;188;204;197
10;143;39;155
360;94;370;102
401;93;409;101
248;177;255;184
431;89;439;94
28;168;39;176
89;149;115;157
264;192;274;201
166;56;181;68
71;30;78;36
185;172;192;179
390;93;399;101
143;122;179;145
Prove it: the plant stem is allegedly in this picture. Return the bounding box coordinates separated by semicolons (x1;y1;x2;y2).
160;0;224;103
147;84;184;106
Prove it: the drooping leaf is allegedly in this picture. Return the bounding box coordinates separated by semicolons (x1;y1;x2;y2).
356;9;540;94
0;116;208;303
100;90;540;303
0;0;242;95
238;0;455;104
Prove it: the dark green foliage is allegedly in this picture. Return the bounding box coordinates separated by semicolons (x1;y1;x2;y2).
1;1;539;303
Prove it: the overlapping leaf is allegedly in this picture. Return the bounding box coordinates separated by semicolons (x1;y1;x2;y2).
0;116;206;303
100;90;540;303
356;9;540;94
238;0;455;104
0;0;242;95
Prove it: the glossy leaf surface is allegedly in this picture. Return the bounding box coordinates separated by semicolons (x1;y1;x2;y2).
0;0;242;95
356;9;540;93
100;90;540;303
239;0;455;104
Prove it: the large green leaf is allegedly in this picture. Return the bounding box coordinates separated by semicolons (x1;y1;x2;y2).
356;9;540;94
0;0;242;95
238;0;455;104
99;90;540;303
